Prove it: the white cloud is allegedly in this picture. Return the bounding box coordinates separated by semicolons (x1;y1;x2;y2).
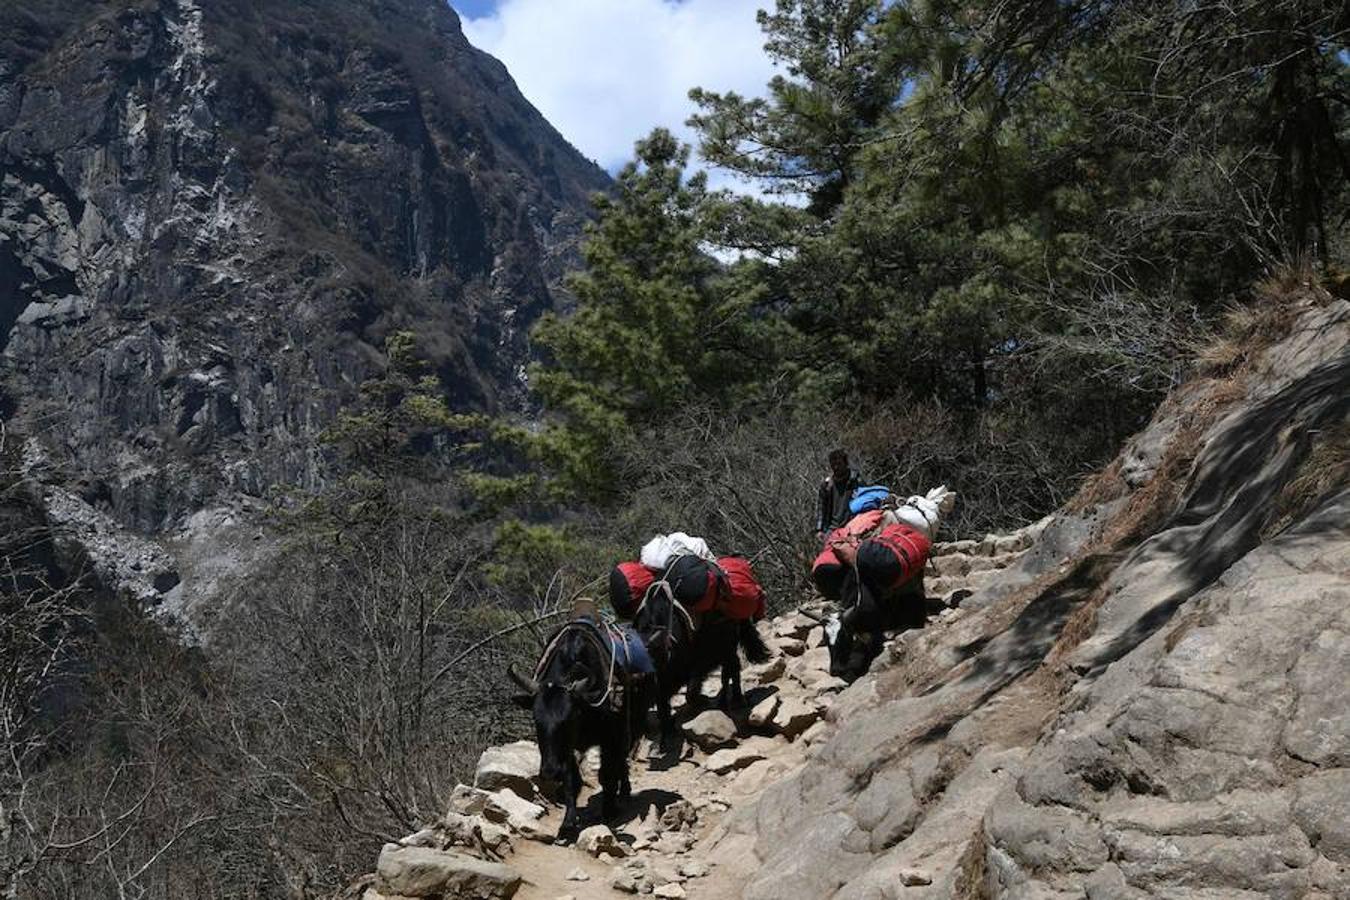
461;0;776;191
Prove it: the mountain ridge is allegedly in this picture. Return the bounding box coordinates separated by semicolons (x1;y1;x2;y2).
0;0;608;546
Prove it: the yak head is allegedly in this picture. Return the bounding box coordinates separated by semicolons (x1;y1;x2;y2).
509;630;602;784
806;607;876;683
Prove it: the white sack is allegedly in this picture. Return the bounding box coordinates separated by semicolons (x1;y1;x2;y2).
883;485;957;539
639;531;715;570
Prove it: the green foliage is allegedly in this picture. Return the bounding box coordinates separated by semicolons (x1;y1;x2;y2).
484;520;581;599
678;0;1346;440
321;331;462;477
527;0;1345;524
526;129;777;497
689;0;898;214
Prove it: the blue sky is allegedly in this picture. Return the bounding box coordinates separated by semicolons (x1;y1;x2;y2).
451;0;498;17
452;0;776;189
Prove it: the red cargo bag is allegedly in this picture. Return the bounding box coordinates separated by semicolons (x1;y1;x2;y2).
609;561;656;619
714;556;767;621
811;547;847;603
823;509;885;567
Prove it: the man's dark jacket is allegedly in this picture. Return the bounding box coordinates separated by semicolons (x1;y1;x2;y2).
816;470;863;533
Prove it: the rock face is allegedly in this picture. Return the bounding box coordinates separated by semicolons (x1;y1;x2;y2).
706;297;1350;899
0;0;607;547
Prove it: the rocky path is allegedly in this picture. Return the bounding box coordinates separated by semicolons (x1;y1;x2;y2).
353;525;1044;900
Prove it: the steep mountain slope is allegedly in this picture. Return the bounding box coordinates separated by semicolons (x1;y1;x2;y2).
0;0;608;542
349;289;1349;899
714;295;1349;899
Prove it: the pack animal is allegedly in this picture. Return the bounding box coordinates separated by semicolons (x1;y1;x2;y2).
811;488;953;682
509;610;653;840
815;564;927;682
633;555;770;742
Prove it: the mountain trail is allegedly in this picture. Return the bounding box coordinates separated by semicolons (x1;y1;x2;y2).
352;528;1042;900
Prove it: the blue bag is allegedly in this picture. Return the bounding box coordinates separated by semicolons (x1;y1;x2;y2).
848;485;891;515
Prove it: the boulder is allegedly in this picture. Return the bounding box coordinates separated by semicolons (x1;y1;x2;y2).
473;741;540;798
747;656;786;684
773;615;813;640
576;825;628;858
683;709;737;750
772;696;823;738
965;554;999;573
994;533;1031;555
647;858;685;885
653;831;697;855
653;884;687;898
934;555;971;578
374;845;521;898
798;646;831;672
397;828;443;849
470;788;547;840
609;867;639;894
659;800;699;832
934;539;979;556
704;744;770;775
439;812;511;856
800;720;830;746
679;860;709;878
748;692;781;728
611;858;652;894
814;675;849;694
446;784;493;817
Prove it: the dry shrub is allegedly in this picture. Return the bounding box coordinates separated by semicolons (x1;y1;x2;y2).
1261;421;1350;539
1193;260;1331;376
1067;458;1127;511
604;394;1096;616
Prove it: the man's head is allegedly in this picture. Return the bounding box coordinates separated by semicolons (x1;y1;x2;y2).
827;449;850;482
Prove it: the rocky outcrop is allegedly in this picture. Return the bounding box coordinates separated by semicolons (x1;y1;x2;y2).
374;844;521;899
0;0;608;561
709;296;1349;899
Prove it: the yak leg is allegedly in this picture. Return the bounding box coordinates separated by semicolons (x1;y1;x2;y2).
864;627;885;672
684;671;704;710
557;755;585;842
598;737;628;819
720;642;744;708
655;674;679;748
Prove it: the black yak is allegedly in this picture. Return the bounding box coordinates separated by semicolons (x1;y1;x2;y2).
509;605;654;841
632;555;770;742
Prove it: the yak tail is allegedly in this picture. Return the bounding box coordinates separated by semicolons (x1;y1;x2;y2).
738;621;771;664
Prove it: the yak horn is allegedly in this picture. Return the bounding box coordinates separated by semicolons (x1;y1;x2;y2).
507;663;538;694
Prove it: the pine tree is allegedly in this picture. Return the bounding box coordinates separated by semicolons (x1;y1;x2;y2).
528;129;765;498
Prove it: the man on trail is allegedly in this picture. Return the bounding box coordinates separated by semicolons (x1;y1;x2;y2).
815;449;862;541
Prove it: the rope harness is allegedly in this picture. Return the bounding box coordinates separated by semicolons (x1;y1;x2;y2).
532;616;639;710
633;576;698;651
